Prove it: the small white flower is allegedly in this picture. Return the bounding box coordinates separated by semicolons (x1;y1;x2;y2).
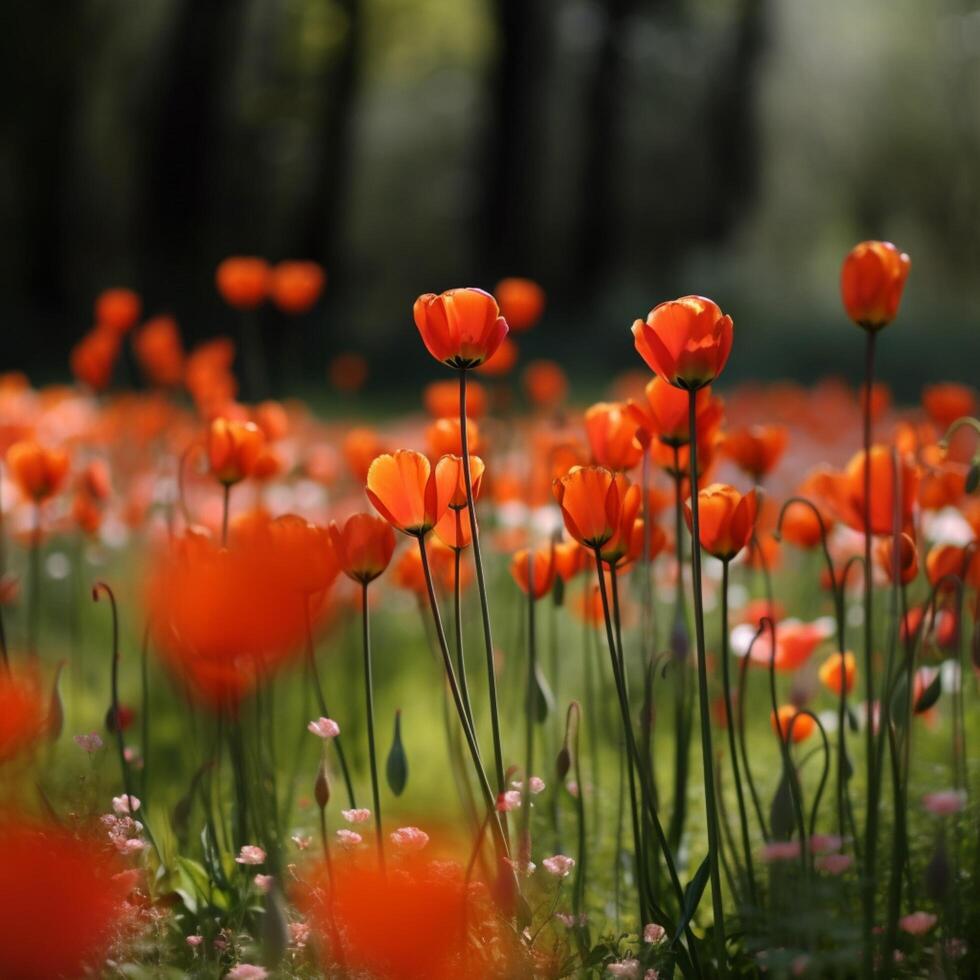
112;794;141;815
542;854;575;878
253;874;273;894
336;829;362;847
341;808;372;824
390;826;429;851
644;922;666;944
308;717;340;739
235;845;266;865
74;732;104;753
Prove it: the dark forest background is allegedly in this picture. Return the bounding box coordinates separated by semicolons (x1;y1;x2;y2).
2;0;980;399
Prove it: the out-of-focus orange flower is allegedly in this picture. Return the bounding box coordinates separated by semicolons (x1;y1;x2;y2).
925;543;966;591
71;328;119;391
253;400;289;442
553;465;622;550
495;277;545;332
839;446;918;536
269;260;325;314
723;424;788;481
133;315;184;387
427;416;481;457
330;514;396;585
684;484;757;561
779;496;832;550
343;427;387;482
393;548;428;595
216;256;270;309
207;418;264;486
366;450;456;537
627;377;722;447
423;379;487;419
859;381;892;423
922;382;976;431
584;402;643;471
523;359;567;409
749;619;830;670
840;240;910;330
414;288;509;369
745;532;781;572
0;816;130;978
474;336;518;377
739;598;784;628
95;287;141;336
148;530;309;708
632;295;733;390
6;442;69;502
0;670;47;763
818;651;856;696
554;540;586;581
184;337;238;414
72;492;103;536
771;705;815;743
511;545;557;599
917;443;966;510
296;847;510;980
877;532;919;585
267;515;338;595
328;351;369;394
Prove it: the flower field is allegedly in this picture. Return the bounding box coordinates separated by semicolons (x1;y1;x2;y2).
0;250;978;978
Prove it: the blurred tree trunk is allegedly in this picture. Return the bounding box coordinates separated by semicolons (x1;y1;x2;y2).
700;0;767;241
479;0;551;282
572;0;638;297
296;0;362;281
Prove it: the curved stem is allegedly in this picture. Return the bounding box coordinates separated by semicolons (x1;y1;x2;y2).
458;368;505;796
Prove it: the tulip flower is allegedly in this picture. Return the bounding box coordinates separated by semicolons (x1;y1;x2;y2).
95;287;142;335
495;277;545;332
552;465;622;549
366;450;456;537
523;359;568;408
5;442;70;503
208;419;265;487
423;378;487;419
819;651;857;696
632;295;733;390
599;479;643;567
414;287;509;370
723;424;788;482
627;377;722;447
329;514;396;585
133;315;184;387
876;533;919;585
839;446;918;536
510;545;557;599
270;260;325;314
70;328;119;391
584;402;643;471
684;484;757;561
216;256;270;309
771;705;816;743
840;241;910;331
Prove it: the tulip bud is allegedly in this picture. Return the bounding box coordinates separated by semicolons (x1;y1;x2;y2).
924;836;950;902
46;662;65;742
556;746;571;782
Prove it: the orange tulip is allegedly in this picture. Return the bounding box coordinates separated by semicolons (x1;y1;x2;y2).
840;446;918;535
523;359;568;408
818;651;856;696
632;295;733;390
393;548;428;596
876;533;919;585
771;705;815;743
70;328;119;391
94;287;141;335
434;506;472;551
495;277;545;332
553;540;586;581
922;382;976;431
599;478;642;566
723;425;788;481
414;287;509;369
780;498;831;550
423;378;487;419
584;402;643;471
267;515;339;595
627;377;722;447
427;416;481;457
366;450;455;536
685;484;757;561
253;400;289;441
270;260;325;314
511;545;557;599
343;427;387;483
6;442;70;502
553;465;622;549
748;619;832;670
0;670;47;763
925;543;965;590
215;256;270;309
330;514;396;585
207;418;265;486
840;240;910;330
474;336;518;376
435;453;485;511
328;351;369;394
133;315;184;387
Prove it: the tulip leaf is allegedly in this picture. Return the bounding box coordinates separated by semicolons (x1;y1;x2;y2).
770;764;796;841
386;710;408;796
670;855;710;947
914;671;942;713
532;665;554;723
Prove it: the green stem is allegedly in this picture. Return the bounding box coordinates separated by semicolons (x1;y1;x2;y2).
459;368;505;796
454;543;475;730
361;582;384;868
686;389;727;974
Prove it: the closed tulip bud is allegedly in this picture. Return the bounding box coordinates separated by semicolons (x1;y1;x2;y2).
6;442;70;503
684;484;758;561
840;240;910;330
207;419;265;486
552;465;622;549
95;288;142;335
495;277;545;332
216;256;270;309
556;745;571;782
269;261;325;314
329;514;396;585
